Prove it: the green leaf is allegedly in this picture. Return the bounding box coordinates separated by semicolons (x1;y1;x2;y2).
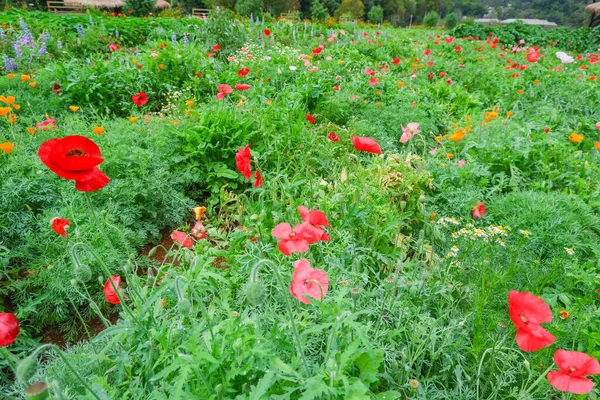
248;371;276;400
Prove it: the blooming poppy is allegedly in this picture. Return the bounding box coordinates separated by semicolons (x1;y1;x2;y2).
547;350;600;394
0;95;20;110
264;28;271;36
369;77;379;86
306;113;315;124
93;126;104;135
596;122;600;130
327;132;340;142
0;142;14;154
52;82;62;95
51;217;70;238
171;230;193;248
127;116;139;123
36;118;56;131
132;92;147;106
212;44;221;52
289;258;329;304
103;275;122;304
568;133;584;143
400;122;421;143
235;145;252;179
392;57;400;64
312;47;322;56
254;169;263;188
38;136;110;192
351;136;382;154
526;50;540;63
21;75;31;82
297;206;330;241
471;202;486;219
238;68;250;77
194;206;206;220
272;221;324;256
69;106;79;112
191;220;207;239
7;74;15;79
0;107;10;117
0;313;20;346
508;290;555;352
235;84;251;91
109;43;120;51
26;127;37;134
216;84;233;100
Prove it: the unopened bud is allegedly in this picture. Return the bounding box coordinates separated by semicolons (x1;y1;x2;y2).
246;282;265;306
25;382;49;400
384;275;396;291
16;356;38;384
74;264;92;282
178;299;192;315
350;287;361;300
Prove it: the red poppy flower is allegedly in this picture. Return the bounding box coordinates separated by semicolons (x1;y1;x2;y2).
547;350;600;394
132;91;147;106
327;132;340;142
213;44;221;52
424;49;431;56
272;221;324;256
352;136;382;154
312;47;322;56
171;230;193;248
471;202;486;219
191;220;206;239
238;68;250;77
392;57;400;64
52;82;62;95
0;313;19;346
51;217;70;238
264;28;271;36
103;275;122;304
216;84;233;100
290;258;329;304
333;85;340;91
526;50;540;63
254;169;263;188
235;145;252;179
306;113;315;124
38;136;110;192
235;84;251;91
369;77;379;86
108;44;120;51
508;290;555;352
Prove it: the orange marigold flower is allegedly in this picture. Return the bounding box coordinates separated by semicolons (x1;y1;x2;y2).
568;133;584;143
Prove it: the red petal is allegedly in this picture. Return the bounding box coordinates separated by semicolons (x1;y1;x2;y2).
74;168;110;192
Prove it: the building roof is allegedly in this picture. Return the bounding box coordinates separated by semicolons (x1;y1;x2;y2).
501;19;558;26
585;2;600;15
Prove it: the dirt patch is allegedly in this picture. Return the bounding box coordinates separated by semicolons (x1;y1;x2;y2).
140;228;180;267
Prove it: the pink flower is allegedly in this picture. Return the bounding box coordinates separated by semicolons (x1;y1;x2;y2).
289;258;329;304
595;122;600;130
216;84;233;100
369;77;379;86
456;159;466;167
272;222;324;256
472;202;486;219
400;122;421;143
429;147;438;155
191;221;207;239
171;230;193;248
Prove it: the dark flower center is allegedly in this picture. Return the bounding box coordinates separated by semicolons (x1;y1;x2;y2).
67;148;86;157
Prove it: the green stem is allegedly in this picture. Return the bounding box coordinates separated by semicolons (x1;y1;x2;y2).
373;291;391;336
523;364;554;397
0;347;17;371
250;259;310;376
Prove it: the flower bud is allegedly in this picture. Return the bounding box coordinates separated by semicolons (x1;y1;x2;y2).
246;282;265;306
177;299;192;315
384;275;396;291
350;287;361;300
25;382;49;400
74;264;92;282
16;356;38;384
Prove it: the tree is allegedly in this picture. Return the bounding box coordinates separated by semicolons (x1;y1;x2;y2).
422;10;439;26
334;0;365;19
311;0;330;21
367;5;383;22
124;0;156;16
445;11;457;28
235;0;264;16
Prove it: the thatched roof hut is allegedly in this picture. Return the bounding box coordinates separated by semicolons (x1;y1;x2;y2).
585;2;600;27
64;0;170;9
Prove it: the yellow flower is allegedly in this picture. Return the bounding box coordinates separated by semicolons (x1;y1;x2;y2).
21;74;31;82
568;133;584;143
0;142;14;154
69;106;80;112
131;59;137;64
193;206;206;220
185;100;194;107
507;111;513;118
170;119;180;126
410;379;419;389
339;60;344;65
93;126;105;135
465;116;471;122
7;113;16;124
26;127;37;134
266;99;272;105
127;116;139;123
29;82;37;88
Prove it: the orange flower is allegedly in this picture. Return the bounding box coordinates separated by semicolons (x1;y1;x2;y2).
517;89;524;95
559;310;569;319
449;129;466;142
375;102;381;107
7;74;15;79
266;99;272;105
465;125;472;132
0;142;14;154
170;119;180;126
29;82;37;88
485;111;498;120
434;135;445;142
339;60;344;65
127;116;139;123
397;82;405;88
568;133;584;143
7;113;16;124
185;100;194;107
446;153;454;159
21;74;31;82
193;206;206;220
69;106;80;112
158;64;164;69
0;95;20;110
26;127;37;134
93;126;105;135
131;59;137;64
0;107;11;117
507;111;513;118
594;142;600;150
534;79;540;84
465;116;471;122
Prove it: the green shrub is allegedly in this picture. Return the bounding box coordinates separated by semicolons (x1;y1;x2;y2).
235;0;264;16
124;0;157;16
445;11;458;29
422;10;439;27
334;0;364;20
311;0;330;22
367;5;383;23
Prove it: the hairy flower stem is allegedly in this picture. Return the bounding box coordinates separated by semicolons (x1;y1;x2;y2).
522;364;554;397
373;291;391;336
0;347;16;371
25;344;101;400
250;259;310;376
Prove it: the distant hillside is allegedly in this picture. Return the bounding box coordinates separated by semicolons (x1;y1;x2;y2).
477;0;593;27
